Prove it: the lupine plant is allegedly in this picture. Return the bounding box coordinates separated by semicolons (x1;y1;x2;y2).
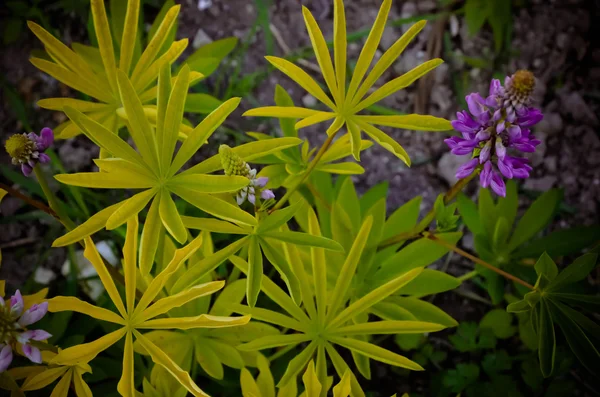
1;0;598;396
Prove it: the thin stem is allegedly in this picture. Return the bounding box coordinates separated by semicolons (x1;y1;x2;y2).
270;130;340;212
457;270;478;283
378;170;478;248
0;182;58;219
425;232;534;290
33;164;75;230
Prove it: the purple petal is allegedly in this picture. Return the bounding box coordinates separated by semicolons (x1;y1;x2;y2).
254;177;269;188
21;164;33;177
10;290;24;317
507;125;521;140
455;158;479;179
0;345;13;373
512;142;536;153
466;93;488;118
18;301;48;327
489;79;502;97
479;141;492;163
498;157;513;179
517;108;543;127
475;129;491;142
38;153;51;164
17;330;52;344
451;146;476;156
37;128;54;151
490;172;506;197
495;138;507;160
248;193;256;205
480;161;493;188
22;344;42;364
444;136;462;149
496;121;506;133
261;190;275;200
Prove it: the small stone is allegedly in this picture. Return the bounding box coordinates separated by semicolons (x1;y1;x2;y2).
449;15;459;37
197;0;212;11
536;112;563;136
379;28;399;50
302;94;317;108
544;156;557;172
437;152;469;186
33;267;56;285
193;29;213;49
561;92;599;126
556;33;568;49
524;176;557;191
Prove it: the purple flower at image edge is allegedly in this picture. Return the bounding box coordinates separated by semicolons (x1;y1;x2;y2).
0;290;52;372
444;70;543;196
4;127;54;176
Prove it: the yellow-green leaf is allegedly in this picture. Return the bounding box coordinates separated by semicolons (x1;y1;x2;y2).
52;201;124;247
51;328;126;366
332;320;445;335
21;367;69;391
303;361;322;397
47;296;124;325
55;171;155;189
140;195;163;275
169;174;250;193
247;236;263;308
158;189;187;244
329;336;422;370
133;329;210;397
106;188;155;230
356;120;410;165
139;314;250;330
117;331;135;397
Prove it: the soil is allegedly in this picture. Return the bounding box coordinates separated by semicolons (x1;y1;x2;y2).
0;0;599;395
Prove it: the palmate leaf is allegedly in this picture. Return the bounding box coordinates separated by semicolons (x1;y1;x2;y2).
180;202;342;307
243;0;451;165
506;251;599;377
30;0;190;138
231;213;449;393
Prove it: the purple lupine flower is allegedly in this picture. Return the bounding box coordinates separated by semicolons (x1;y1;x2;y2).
444;70;543;196
0;290;52;372
236;168;276;205
4;127;54;176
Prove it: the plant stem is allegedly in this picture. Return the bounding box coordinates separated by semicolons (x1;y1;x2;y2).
270;130;340;212
457;270;478;283
33;164;76;230
425;232;534;290
0;181;59;219
378;170;478;248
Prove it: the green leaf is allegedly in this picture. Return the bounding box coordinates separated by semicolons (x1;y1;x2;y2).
256;202;303;234
549;293;600;312
508;189;561;252
492;217;510;251
184;93;223;114
247;236;263;308
481;350;511;376
549;253;598;291
360;182;388;216
521;357;544;393
495;180;518;228
395;269;460;297
506;299;530;314
538;299;556;377
457;193;482;236
443;363;480;393
383;297;458;328
549;300;600;375
182;37;238;77
479;309;516;339
534;252;558;283
262;230;343;252
514;226;600;259
277;342;318;387
382;196;421;242
374;232;462;285
3;18;23;45
478;187;497;239
274;84;298;138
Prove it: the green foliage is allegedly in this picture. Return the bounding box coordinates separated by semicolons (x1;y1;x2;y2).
507;251;600;377
464;0;513;52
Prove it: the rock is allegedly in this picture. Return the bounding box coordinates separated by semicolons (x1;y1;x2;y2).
34;267;56;285
524;176;557;191
302;94;317;108
379;28;399;51
556;33;568;49
544;156;557;172
529;130;547;167
560;92;599;126
536;112;563;136
197;0;212;11
437;152;469;186
193;29;213;49
430;84;452;112
449;15;459;37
